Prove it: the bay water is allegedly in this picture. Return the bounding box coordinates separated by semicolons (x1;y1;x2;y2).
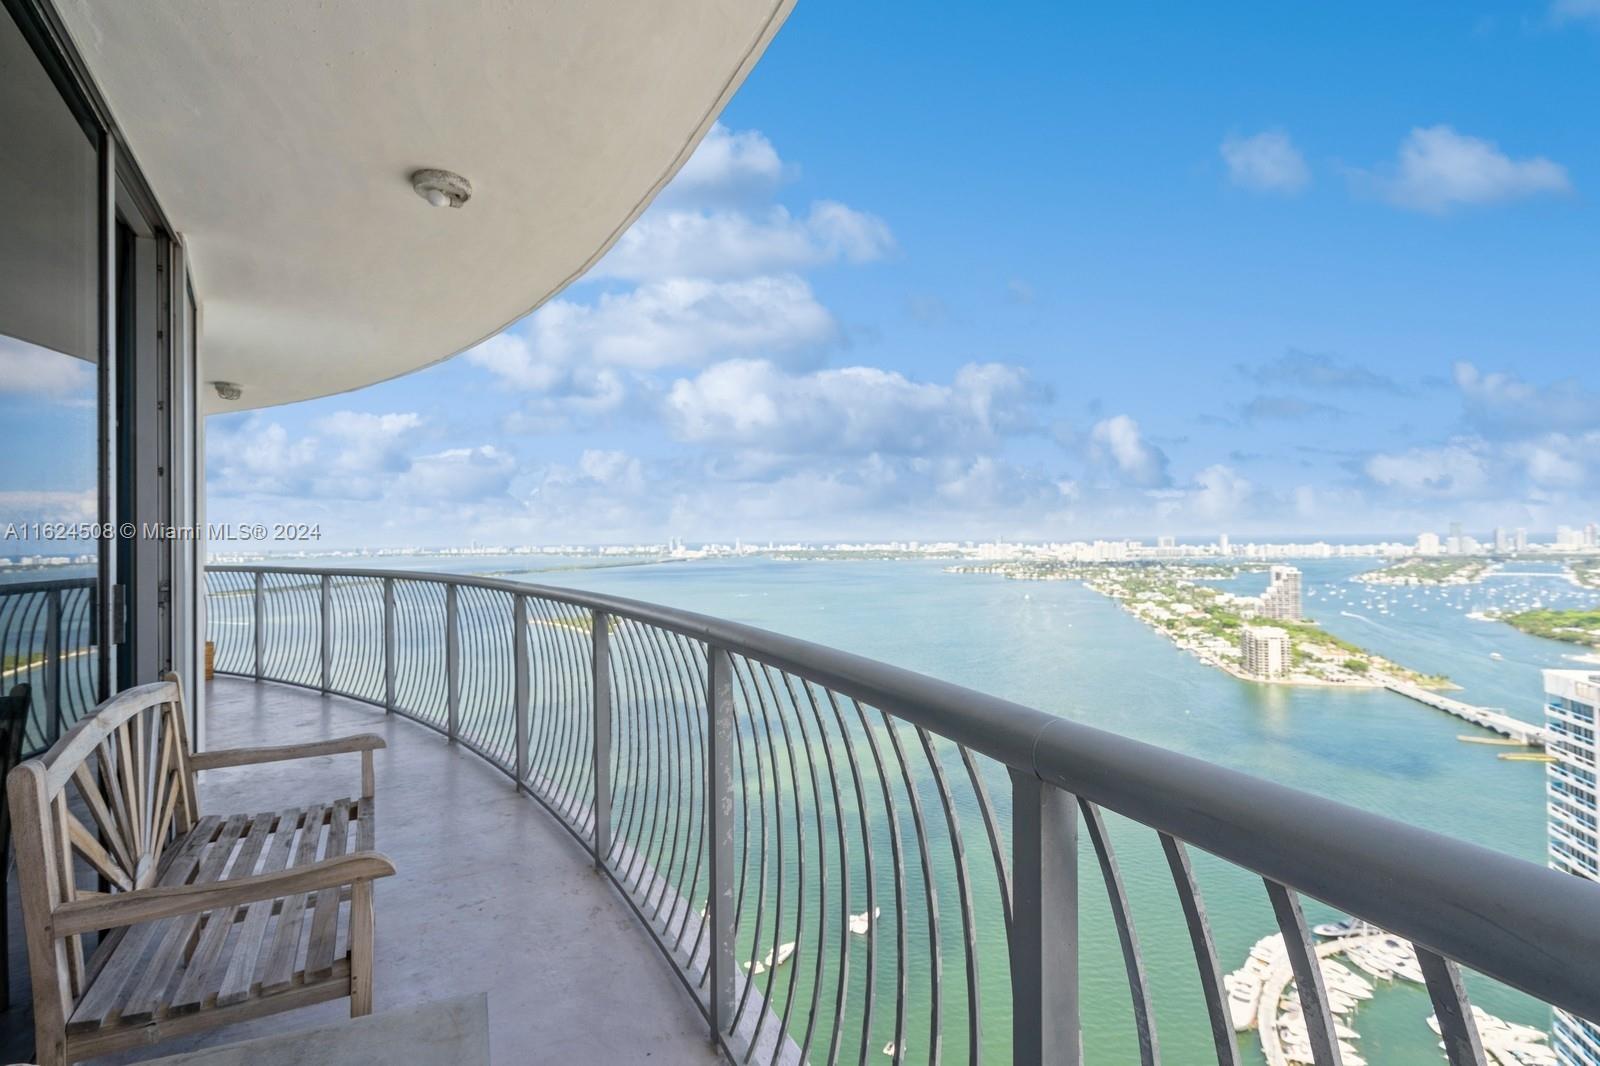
320;554;1600;1062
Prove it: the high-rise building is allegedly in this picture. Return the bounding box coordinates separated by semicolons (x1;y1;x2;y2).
1241;626;1291;679
1545;670;1600;1065
1494;527;1510;553
1417;531;1441;555
1448;521;1464;555
1259;565;1303;622
1516;527;1529;552
1586;523;1598;549
1218;533;1230;556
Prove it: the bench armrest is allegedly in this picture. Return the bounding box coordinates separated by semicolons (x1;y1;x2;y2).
190;733;386;771
52;851;396;937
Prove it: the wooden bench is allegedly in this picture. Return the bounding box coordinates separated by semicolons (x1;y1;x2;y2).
6;673;395;1066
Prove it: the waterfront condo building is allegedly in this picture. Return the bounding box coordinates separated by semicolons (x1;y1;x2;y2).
1546;670;1600;1065
1258;565;1304;623
1241;626;1291;680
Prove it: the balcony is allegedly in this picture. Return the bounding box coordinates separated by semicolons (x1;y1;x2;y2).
5;565;1600;1064
1;674;718;1064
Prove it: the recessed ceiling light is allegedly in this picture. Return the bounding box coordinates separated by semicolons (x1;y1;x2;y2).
411;168;472;209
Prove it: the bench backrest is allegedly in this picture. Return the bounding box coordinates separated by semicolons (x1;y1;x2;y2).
6;674;199;1011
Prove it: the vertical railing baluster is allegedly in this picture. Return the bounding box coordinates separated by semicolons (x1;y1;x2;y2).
319;573;333;694
1010;770;1080;1066
1418;948;1488;1066
705;644;736;1046
445;583;460;742
1265;880;1343;1066
1159;833;1239;1066
513;593;530;790
252;570;265;681
45;585;62;743
381;577;396;713
591;610;612;870
1080;800;1158;1066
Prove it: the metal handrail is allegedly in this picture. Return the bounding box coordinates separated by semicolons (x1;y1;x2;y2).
206;563;1600;1065
0;577;98;752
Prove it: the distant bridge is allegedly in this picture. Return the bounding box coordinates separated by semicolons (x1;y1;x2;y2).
1385;683;1549;746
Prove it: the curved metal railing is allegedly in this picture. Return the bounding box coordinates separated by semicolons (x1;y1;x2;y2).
0;577;98;752
205;564;1600;1066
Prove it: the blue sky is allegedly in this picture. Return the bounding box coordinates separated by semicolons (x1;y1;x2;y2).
189;1;1600;547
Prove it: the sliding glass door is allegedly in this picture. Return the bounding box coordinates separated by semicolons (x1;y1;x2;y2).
0;0;202;749
0;2;106;747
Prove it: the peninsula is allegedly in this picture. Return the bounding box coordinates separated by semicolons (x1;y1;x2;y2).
1354;556;1493;586
949;560;1451;689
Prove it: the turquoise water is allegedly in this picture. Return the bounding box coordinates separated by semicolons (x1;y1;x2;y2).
339;555;1598;1062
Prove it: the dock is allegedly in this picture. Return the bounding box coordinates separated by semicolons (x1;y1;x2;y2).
1384;683;1549;746
1256;934;1383;1066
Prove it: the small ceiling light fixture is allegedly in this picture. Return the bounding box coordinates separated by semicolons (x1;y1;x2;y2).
212;381;242;401
411;168;472;209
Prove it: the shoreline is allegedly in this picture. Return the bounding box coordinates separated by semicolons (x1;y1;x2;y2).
1105;590;1433;691
948;560;1455;692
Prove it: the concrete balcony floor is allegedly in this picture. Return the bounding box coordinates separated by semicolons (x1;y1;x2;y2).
3;678;719;1065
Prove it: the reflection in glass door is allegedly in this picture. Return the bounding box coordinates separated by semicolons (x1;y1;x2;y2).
0;4;105;748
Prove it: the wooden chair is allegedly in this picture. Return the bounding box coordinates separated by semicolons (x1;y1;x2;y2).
6;672;393;1066
1;682;32;1010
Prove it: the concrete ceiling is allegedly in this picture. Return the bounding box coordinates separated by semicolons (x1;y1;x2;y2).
54;0;794;412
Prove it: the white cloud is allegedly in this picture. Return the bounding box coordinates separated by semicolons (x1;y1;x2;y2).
466;333;631;433
594;201;893;282
658;124;785;207
576;449;646;491
207;416;321;496
1190;464;1253;519
0;335;95;401
464;122;892;439
474;276;837;383
1364;441;1494;498
0;489;96;526
1361;126;1571;213
1516;439;1587;488
1453;361;1599;436
1220;130;1310;194
662;359;1041;459
208;410;518;506
402;446;516;501
318;412;424;474
1088;415;1172;488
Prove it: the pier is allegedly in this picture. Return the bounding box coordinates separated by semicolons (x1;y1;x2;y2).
1385;682;1549;746
1256;935;1380;1066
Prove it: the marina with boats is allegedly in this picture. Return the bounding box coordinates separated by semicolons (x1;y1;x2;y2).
1226;924;1556;1066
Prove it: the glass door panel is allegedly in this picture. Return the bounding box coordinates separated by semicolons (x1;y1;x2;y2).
0;5;104;748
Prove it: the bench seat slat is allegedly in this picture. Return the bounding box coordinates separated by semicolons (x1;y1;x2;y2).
100;814;250;1028
164;810;277;1014
66;796;372;1034
258;803;329;994
305;799;352;979
215;807;304;1007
